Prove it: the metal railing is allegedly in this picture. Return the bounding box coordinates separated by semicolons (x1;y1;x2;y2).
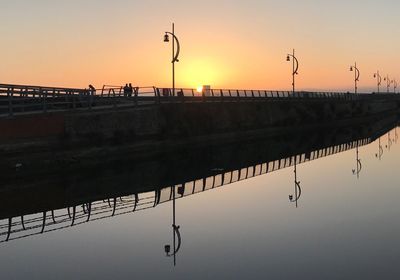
0;135;373;243
0;83;157;117
1;83;398;118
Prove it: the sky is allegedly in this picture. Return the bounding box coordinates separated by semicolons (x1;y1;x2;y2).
0;0;400;92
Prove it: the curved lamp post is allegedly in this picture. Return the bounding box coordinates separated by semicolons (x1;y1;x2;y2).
352;145;362;179
289;158;302;208
286;49;299;94
164;23;181;97
350;62;360;94
164;185;183;266
384;75;391;93
373;71;382;93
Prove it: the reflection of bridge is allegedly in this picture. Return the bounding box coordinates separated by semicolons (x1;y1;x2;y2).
0;133;376;243
1;82;398;117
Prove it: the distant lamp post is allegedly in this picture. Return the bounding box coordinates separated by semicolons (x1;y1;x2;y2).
289;157;302;208
384;75;391;93
373;71;382;93
392;79;397;93
350;62;360;94
163;23;181;97
286;49;299;94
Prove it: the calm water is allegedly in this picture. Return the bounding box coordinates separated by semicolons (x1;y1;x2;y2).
0;122;399;279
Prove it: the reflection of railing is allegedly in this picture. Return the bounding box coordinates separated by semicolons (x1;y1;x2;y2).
2;82;399;117
0;192;155;243
0;136;375;243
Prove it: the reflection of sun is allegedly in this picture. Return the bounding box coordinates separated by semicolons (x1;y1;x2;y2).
196;86;203;93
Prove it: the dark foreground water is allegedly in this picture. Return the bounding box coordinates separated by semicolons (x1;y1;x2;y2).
0;120;399;279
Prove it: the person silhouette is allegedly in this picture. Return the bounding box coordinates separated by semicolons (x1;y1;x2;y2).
128;83;133;97
88;84;96;96
123;83;129;97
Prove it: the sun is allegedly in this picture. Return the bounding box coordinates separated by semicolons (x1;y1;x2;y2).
196;86;203;93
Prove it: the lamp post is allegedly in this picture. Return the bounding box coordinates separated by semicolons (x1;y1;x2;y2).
350;62;360;94
289;156;302;208
286;49;299;95
384;75;391;93
164;23;180;97
373;71;382;93
392;79;397;93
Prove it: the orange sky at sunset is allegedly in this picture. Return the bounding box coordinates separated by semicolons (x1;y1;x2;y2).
1;0;400;92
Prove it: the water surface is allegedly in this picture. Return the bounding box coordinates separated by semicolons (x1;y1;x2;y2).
0;121;399;280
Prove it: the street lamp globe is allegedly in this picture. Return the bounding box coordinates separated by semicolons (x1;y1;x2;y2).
164;33;170;42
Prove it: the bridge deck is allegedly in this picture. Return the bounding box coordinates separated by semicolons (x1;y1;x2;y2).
1;83;393;118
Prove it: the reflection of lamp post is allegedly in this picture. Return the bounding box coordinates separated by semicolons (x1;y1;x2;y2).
289;157;302;208
286;49;299;95
373;71;382;93
163;23;180;97
164;185;183;266
386;132;392;150
375;137;384;160
350;62;360;94
352;145;362;179
384;75;391;93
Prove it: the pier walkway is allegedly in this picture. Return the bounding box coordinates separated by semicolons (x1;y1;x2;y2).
1;83;395;118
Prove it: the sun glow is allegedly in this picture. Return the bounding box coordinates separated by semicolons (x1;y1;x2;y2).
196;86;203;93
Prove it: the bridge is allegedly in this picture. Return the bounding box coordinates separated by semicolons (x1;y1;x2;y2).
0;83;396;118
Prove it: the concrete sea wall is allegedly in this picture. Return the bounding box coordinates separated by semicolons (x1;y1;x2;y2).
0;96;399;173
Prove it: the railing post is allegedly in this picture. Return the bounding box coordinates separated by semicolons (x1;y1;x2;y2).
41;88;47;113
113;89;117;108
88;89;93;110
8;87;13;117
73;92;76;110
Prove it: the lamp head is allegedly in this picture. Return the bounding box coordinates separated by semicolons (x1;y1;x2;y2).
350;66;353;71
374;73;376;78
286;55;290;62
164;33;170;42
